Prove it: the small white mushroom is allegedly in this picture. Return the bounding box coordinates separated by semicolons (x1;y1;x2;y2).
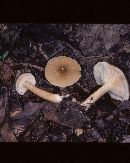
16;73;63;103
81;62;129;111
75;128;83;136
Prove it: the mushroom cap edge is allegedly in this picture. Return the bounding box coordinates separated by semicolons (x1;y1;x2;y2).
16;73;36;95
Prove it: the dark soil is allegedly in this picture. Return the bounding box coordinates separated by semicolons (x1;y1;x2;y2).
0;24;130;142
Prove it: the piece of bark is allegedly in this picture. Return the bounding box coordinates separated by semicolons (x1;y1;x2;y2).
42;100;89;128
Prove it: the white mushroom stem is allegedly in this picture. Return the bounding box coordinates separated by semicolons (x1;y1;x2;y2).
24;81;63;103
81;82;113;110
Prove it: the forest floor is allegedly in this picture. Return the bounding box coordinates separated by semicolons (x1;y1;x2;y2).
0;24;130;142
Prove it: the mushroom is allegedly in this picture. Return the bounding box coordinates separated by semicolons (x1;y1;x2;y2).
16;73;63;103
45;56;81;87
81;61;129;111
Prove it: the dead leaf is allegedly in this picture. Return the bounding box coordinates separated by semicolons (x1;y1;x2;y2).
0;60;15;86
1;122;17;142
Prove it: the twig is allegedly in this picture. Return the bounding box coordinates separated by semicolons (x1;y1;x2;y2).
80;53;118;60
11;63;44;71
38;43;49;60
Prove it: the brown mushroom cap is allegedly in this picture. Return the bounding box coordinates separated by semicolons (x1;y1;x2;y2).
45;56;81;87
94;61;129;101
